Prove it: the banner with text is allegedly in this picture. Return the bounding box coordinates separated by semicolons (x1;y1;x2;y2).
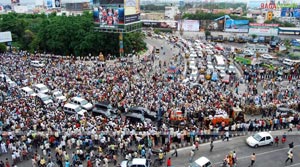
248;23;279;36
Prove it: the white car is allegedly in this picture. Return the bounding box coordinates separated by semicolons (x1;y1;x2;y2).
246;132;274;148
52;91;67;102
189;156;212;167
261;54;275;59
30;60;45;67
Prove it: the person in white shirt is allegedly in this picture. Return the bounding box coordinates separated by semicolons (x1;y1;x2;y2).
1;142;7;153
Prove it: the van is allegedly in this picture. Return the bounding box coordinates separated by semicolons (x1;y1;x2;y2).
63;103;87;116
189;156;212;167
36;93;53;105
21;87;36;97
70;97;93;110
33;84;49;94
30;60;45;67
283;59;294;66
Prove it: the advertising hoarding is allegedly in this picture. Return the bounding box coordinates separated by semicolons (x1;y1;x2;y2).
281;8;300;18
201;20;224;31
178;20;199;32
13;5;28;13
225;20;249;33
142;20;177;29
0;32;12;43
45;0;61;9
248;23;279;36
93;6;125;28
124;0;140;24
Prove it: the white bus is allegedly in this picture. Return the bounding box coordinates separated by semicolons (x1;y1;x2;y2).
215;55;226;70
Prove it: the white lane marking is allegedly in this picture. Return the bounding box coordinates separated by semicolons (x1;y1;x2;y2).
214;145;300;165
286;162;300;167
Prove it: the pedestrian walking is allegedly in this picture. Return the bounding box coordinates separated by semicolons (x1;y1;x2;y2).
274;136;279;147
171;145;177;157
223;131;229;142
167;157;172;167
288;142;294;153
285;151;293;164
249;153;255;167
210;140;214;152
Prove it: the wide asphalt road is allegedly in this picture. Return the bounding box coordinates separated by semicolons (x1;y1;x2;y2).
166;129;300;167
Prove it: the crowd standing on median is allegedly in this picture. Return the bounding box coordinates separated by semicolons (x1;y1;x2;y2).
0;37;299;167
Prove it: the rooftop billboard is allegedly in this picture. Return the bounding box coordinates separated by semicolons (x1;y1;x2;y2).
248;23;279;36
93;0;140;30
281;8;300;18
225;20;249;33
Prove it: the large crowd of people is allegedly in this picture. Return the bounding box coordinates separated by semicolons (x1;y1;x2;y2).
0;37;299;167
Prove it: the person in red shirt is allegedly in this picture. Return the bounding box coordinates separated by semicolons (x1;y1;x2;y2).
167;157;172;167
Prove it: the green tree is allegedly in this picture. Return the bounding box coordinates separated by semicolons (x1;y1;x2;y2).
0;43;7;53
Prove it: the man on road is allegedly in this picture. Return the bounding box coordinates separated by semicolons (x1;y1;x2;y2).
249;153;256;167
210;140;214;152
285;151;293;164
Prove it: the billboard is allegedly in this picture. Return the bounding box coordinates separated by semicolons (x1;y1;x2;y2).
225;20;249;33
13;5;28;13
45;0;61;8
124;0;140;24
178;20;199;32
0;32;12;43
281;8;300;18
142;20;177;29
201;20;224;31
93;6;125;28
248;23;279;36
66;2;89;11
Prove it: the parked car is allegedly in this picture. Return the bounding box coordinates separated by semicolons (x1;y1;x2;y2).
52;90;67;102
128;107;157;121
246;132;274;148
21;87;36;97
125;112;151;125
30;60;45;67
63;103;87;117
92;102;118;119
70;97;93;111
36;93;53;106
33;84;49;94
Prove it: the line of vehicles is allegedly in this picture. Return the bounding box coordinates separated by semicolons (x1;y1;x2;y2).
1;66;159;126
181;39;237;84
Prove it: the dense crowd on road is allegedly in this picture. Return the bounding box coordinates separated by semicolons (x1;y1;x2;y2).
0;36;300;167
